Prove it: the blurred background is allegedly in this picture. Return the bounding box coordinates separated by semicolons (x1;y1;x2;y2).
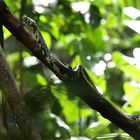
0;0;140;139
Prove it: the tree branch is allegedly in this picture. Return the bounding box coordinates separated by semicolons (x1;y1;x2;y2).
65;66;140;139
0;1;140;139
0;45;41;139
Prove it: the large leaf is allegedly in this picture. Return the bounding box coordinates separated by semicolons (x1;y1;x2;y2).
112;51;140;82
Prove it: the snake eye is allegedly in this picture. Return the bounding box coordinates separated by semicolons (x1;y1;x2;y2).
22;16;27;24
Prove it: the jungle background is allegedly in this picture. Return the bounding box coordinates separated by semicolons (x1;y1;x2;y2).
1;0;140;139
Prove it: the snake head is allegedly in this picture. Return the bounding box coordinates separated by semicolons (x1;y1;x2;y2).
22;15;36;26
22;15;28;25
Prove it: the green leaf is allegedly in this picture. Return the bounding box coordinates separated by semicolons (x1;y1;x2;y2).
112;51;140;82
106;13;118;28
52;86;92;123
123;82;140;110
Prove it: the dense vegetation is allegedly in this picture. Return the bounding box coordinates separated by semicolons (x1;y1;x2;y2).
1;0;140;139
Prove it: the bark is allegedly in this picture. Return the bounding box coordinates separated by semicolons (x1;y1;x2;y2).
0;33;41;140
0;1;140;139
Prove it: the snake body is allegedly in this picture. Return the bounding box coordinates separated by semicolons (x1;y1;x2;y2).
22;16;140;124
22;16;79;80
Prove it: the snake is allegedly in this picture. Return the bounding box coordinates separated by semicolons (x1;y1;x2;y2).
22;16;140;124
22;16;80;81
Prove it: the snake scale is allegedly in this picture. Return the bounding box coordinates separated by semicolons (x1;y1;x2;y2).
22;16;80;80
15;16;140;124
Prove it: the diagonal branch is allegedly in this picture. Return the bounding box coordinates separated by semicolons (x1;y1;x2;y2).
0;1;140;139
65;66;140;139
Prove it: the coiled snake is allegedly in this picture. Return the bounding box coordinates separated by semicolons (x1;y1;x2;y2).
22;16;81;81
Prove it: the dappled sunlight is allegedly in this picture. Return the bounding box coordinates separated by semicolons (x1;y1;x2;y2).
91;60;106;76
123;6;140;33
133;48;140;69
32;0;57;13
121;48;140;70
123;55;135;65
50;113;70;131
71;137;90;140
104;53;112;62
124;20;140;34
86;55;91;61
123;7;140;19
23;56;38;67
71;2;90;14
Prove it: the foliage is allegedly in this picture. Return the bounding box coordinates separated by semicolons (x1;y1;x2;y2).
1;0;140;139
